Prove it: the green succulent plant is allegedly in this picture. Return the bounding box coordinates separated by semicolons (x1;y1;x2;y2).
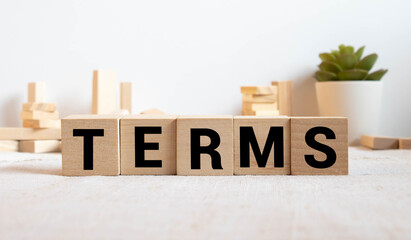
315;44;388;81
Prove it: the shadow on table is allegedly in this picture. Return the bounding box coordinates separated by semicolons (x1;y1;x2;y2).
0;165;62;176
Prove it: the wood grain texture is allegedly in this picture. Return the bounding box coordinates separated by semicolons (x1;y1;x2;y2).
234;116;290;175
19;140;61;153
140;108;166;115
62;114;122;176
91;70;117;114
23;119;61;129
177;116;233;176
0;128;61;140
361;135;399;150
20;111;59;120
240;86;277;94
0;140;19;152
120;115;177;175
22;103;56;112
242;94;277;103
291;117;348;175
399;138;411;149
272;81;293;116
120;82;132;113
28;82;45;102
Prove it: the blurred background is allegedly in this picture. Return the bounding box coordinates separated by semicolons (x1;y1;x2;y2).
0;0;410;137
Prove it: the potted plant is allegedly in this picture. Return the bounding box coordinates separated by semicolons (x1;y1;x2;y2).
315;44;388;145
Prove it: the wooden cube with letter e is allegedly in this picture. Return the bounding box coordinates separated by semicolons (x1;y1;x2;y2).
120;115;177;175
291;117;348;175
234;116;290;175
62;114;121;176
177;116;233;176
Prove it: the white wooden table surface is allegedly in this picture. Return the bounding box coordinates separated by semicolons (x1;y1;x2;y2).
1;147;410;240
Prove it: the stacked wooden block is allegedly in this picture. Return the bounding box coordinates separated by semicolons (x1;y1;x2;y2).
18;82;61;153
241;81;293;116
62;115;348;176
241;86;279;116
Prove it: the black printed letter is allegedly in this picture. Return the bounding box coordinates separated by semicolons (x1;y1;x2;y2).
190;128;222;170
73;129;104;170
134;127;162;168
304;126;336;168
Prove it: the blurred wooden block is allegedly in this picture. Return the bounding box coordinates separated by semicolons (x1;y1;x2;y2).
361;135;399;150
255;110;280;116
399;138;411;149
291;117;348;175
28;82;45;102
241;86;277;95
92;70;117;114
0;140;19;152
272;81;293;116
120;82;132;113
121;115;177;175
62;115;122;176
140;108;166;115
20;111;59;120
23;119;61;129
0;128;60;140
19;140;61;153
22;102;56;112
177;116;233;176
242;94;277;103
234;116;290;175
242;103;277;112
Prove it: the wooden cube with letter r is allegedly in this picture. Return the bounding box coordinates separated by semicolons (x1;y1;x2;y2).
62;114;121;176
177;116;233;176
234;116;290;175
291;117;348;175
120;115;177;175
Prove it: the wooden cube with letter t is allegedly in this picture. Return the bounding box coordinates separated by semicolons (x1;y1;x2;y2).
120;115;177;175
177;116;233;176
62;115;121;176
234;116;290;175
291;117;348;175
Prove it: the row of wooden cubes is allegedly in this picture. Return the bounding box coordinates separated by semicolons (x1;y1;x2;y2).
62;115;348;176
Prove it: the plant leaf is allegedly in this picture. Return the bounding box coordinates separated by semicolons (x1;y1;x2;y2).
337;69;368;80
319;53;336;62
331;50;340;58
340;45;354;54
338;44;346;52
355;46;365;60
336;53;357;70
366;69;388;80
357;54;378;71
319;61;342;73
315;70;337;82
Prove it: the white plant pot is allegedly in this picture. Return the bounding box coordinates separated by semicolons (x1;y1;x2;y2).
315;81;383;146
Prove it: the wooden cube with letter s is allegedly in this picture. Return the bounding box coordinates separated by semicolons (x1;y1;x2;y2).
62;115;122;176
291;117;348;175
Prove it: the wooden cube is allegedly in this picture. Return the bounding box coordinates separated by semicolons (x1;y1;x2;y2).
92;70;117;114
234;116;290;175
62;115;121;176
291;117;348;175
399;138;411;149
19;140;61;153
120;115;176;175
177;116;233;176
361;135;399;150
28;82;45;102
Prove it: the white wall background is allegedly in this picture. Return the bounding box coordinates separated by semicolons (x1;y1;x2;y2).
0;0;410;137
